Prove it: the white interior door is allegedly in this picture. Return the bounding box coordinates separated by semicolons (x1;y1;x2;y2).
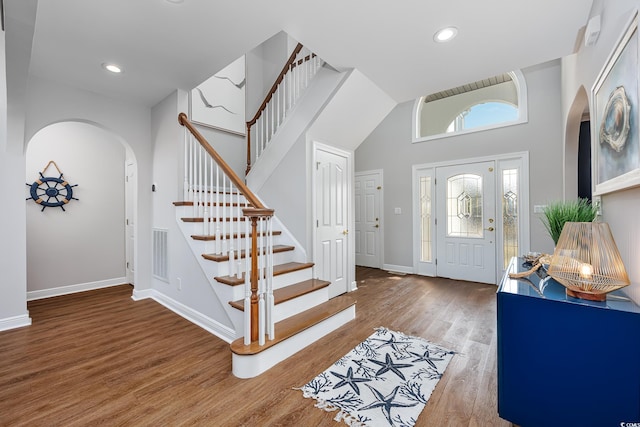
355;171;382;268
316;148;349;298
125;161;136;284
435;161;496;284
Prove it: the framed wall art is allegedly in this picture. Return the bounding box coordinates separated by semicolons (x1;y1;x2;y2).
190;55;246;136
592;11;640;195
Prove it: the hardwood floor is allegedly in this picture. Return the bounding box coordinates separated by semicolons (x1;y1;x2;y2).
0;268;511;426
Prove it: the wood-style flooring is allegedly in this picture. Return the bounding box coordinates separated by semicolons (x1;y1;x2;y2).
0;267;511;426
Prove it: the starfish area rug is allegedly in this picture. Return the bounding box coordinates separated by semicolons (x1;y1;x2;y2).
297;327;455;426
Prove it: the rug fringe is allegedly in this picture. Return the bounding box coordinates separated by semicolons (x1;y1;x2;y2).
295;388;367;426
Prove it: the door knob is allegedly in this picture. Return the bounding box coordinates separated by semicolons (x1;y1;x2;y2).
485;227;494;232
374;224;379;228
342;230;349;235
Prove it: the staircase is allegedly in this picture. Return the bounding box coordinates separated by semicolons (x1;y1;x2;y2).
169;43;358;378
175;112;355;378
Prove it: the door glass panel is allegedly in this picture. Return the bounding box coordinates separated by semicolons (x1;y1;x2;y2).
502;168;519;268
447;174;482;237
419;176;432;262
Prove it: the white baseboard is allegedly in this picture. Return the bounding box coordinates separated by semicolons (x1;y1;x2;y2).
0;314;32;332
27;277;128;301
382;264;414;275
131;288;154;301
135;289;236;343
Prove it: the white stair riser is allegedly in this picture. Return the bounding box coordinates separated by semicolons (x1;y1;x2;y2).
272;288;329;322
229;287;328;322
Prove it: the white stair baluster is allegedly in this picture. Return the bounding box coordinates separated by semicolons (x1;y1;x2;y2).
266;216;274;340
189;136;195;212
202;148;209;235
183;128;189;200
229;182;236;278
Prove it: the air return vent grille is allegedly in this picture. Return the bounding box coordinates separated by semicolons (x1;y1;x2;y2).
152;228;169;282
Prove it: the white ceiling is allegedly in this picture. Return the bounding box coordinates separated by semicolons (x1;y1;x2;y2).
22;0;593;108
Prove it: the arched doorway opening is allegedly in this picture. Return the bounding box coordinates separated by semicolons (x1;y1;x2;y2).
564;86;591;201
25;121;138;299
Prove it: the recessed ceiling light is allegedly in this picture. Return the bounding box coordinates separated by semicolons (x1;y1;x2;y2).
434;27;458;43
102;63;122;74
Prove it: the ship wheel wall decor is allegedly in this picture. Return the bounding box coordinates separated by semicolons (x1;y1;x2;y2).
26;160;78;212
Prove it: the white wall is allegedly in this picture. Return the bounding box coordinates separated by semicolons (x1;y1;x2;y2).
308;69;397;152
150;90;234;329
0;0;38;329
246;31;292;118
355;61;565;270
561;0;640;302
25;122;125;293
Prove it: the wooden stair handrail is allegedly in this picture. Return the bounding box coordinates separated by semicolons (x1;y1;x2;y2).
178;112;264;209
246;43;317;175
247;43;304;128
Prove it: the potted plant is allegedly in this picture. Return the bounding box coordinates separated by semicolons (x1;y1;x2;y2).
540;198;598;245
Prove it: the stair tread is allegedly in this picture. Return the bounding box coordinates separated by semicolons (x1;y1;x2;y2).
174;201;243;207
228;278;331;310
215;262;314;286
191;231;281;241
202;245;294;262
230;295;356;355
181;217;247;222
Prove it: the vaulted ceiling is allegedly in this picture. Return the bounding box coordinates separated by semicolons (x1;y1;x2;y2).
11;0;593;107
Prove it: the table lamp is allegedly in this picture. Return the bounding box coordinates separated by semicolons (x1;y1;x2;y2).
547;222;629;301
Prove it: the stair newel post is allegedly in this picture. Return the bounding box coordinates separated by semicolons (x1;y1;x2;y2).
243;215;251;346
258;217;266;346
243;207;275;344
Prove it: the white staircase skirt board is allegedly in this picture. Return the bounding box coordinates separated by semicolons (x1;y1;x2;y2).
271;287;330;323
247;66;349;194
0;314;32;332
232;304;356;378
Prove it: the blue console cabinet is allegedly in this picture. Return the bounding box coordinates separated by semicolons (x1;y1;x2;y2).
497;257;640;426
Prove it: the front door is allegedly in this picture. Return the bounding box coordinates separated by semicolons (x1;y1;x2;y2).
435;161;496;284
316;147;349;298
355;171;382;268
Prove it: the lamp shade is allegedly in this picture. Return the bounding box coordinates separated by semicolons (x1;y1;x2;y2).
547;222;629;301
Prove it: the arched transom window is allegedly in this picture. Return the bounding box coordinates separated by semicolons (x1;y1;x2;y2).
413;71;527;142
